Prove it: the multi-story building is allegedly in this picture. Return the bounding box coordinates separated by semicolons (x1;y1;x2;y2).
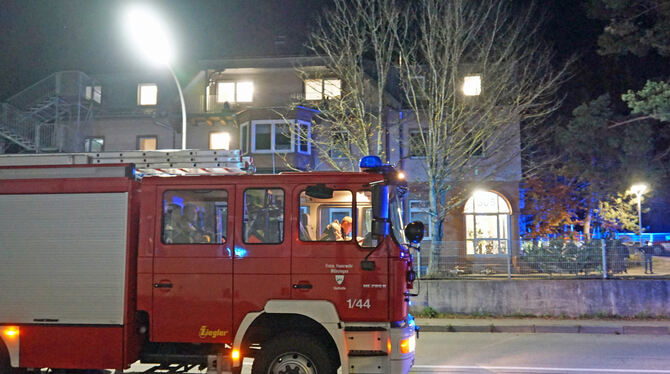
0;56;521;272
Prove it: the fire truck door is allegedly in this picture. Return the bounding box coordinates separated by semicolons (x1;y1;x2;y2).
151;187;235;344
291;186;389;321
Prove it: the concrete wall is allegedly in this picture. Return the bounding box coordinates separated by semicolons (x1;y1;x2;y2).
412;279;670;317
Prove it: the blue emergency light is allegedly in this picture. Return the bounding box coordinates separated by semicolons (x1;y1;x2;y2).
359;155;383;170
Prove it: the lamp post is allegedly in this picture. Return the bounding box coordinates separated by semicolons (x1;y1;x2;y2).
631;183;648;247
123;5;187;150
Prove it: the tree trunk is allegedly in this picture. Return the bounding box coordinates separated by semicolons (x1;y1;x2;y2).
427;181;442;276
583;209;592;242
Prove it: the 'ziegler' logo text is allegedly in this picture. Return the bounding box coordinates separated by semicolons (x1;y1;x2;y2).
199;326;228;339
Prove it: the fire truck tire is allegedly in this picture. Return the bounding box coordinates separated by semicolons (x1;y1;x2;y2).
251;333;335;374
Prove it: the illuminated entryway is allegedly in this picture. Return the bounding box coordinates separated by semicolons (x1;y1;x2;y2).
464;190;511;255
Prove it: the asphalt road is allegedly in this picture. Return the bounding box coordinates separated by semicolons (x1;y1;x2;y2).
126;331;670;374
412;332;670;374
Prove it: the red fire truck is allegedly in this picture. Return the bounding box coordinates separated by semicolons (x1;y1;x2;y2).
0;150;422;374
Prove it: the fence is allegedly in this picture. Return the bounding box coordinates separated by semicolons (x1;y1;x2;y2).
413;239;669;279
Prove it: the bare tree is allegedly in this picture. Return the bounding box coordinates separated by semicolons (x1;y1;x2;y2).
395;0;572;273
296;0;571;275
292;0;399;171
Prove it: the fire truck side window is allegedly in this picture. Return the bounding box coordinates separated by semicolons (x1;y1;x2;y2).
162;190;228;244
357;191;375;248
299;190;353;242
243;188;284;244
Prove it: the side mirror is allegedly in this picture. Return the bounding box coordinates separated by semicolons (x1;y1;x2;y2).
404;221;425;244
371;185;389;220
305;184;333;199
371;219;389;237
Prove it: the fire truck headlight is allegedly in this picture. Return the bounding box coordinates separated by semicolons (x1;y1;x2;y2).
2;326;19;338
399;335;415;354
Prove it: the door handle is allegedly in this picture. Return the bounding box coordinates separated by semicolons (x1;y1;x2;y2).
154;282;173;289
292;283;313;289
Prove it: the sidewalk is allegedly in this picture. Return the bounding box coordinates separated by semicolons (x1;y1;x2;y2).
415;317;670;335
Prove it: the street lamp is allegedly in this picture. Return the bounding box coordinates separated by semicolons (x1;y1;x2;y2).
630;183;648;247
123;4;188;150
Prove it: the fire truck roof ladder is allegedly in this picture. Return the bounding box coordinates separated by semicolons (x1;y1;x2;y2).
0;150;254;178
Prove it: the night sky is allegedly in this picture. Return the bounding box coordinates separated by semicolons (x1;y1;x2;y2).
0;0;326;100
1;0;665;102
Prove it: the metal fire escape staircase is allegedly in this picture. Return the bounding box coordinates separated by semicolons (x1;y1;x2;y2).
0;71;99;153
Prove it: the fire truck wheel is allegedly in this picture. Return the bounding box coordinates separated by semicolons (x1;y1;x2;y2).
251;333;334;374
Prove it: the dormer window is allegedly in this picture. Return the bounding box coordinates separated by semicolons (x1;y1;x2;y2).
305;79;341;100
217;81;254;103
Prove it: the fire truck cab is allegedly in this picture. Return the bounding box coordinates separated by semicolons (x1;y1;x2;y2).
0;151;421;374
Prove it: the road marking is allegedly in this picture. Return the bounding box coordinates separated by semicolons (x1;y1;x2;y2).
413;365;670;373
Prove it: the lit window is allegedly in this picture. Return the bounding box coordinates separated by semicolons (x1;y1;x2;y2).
464;191;510;255
236;81;254;102
84;137;104;152
210;132;230;150
463;75;481;96
409;200;431;240
138;83;158;106
323;79;341;98
217;82;235;103
85;85;102;103
138;136;157;150
304;79;341;100
251;121;295;153
217;81;253;103
305;79;323;100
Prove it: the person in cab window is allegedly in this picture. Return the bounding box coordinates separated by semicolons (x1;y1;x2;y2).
163;203;182;243
299;212;313;241
340;216;353;241
320;219;343;241
176;204;212;243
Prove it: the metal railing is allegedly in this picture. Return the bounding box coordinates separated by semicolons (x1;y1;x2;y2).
0;103;38;149
0;71;101;152
6;71;99;112
414;240;668;279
